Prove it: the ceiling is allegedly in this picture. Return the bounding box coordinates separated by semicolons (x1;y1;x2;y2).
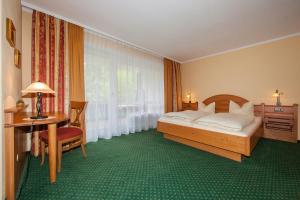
22;0;300;63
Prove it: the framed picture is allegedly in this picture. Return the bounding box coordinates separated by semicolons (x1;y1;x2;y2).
6;18;16;47
14;49;21;68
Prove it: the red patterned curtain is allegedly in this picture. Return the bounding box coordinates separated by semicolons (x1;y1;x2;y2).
31;10;68;113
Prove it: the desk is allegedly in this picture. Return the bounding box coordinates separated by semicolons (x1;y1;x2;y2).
5;109;68;200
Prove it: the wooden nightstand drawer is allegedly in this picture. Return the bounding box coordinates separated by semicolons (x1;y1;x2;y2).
265;123;293;132
265;117;293;124
264;112;293;119
265;117;294;131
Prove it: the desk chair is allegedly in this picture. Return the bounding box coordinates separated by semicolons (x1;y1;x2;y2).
40;101;87;172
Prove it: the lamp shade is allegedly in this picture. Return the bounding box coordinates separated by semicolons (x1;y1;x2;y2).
22;81;55;94
273;89;279;97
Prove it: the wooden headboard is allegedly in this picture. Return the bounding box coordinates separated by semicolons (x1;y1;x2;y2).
203;94;247;113
202;94;264;116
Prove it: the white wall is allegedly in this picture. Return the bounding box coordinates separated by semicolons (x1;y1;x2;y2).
1;0;22;199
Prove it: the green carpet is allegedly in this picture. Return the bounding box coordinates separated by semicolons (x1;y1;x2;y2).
19;130;300;200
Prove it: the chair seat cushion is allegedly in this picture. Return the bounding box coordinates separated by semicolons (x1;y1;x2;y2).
40;127;82;141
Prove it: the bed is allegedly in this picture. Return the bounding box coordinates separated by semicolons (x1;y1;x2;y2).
157;94;264;162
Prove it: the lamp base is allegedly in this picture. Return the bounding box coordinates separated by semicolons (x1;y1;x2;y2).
30;115;48;119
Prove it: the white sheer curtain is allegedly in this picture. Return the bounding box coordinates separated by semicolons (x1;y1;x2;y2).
84;30;164;142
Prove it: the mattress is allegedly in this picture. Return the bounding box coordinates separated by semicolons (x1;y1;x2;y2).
158;116;262;137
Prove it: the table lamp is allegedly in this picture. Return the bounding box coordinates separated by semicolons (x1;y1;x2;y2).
186;89;192;103
186;94;191;103
22;81;55;119
273;89;283;107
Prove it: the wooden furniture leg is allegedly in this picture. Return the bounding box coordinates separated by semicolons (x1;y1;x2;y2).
48;123;57;183
5;126;15;200
40;140;45;166
33;129;39;157
57;141;62;173
81;136;87;157
81;144;87;158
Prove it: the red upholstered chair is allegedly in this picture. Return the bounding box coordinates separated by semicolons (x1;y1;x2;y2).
40;101;87;172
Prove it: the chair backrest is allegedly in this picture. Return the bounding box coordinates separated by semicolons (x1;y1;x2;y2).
69;101;87;128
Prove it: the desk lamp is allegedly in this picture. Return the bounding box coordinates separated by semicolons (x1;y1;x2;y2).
22;81;55;119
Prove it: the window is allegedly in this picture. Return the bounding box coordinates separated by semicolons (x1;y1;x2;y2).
84;31;164;141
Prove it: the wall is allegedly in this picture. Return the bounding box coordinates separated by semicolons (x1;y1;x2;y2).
21;9;31;110
22;9;32;152
181;35;300;139
1;0;22;199
0;0;3;198
2;0;22;108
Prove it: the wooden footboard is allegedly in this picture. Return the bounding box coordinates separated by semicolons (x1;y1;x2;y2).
164;133;243;161
157;121;263;162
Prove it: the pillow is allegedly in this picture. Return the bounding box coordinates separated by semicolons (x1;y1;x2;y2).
194;113;255;131
163;110;210;121
198;102;215;113
229;101;254;116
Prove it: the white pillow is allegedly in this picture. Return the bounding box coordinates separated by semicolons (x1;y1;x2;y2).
194;113;254;131
229;101;254;116
198;102;215;113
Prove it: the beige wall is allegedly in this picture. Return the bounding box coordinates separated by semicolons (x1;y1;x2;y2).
1;0;22;199
2;0;22;108
181;35;300;139
21;9;33;152
22;9;32;111
0;0;3;198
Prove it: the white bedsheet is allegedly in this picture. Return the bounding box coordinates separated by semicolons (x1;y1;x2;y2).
158;116;262;137
163;110;210;122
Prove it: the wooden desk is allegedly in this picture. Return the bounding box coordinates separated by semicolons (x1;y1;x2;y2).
5;109;68;200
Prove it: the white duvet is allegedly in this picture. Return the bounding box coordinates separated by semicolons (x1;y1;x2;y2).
163;110;210;121
194;113;254;131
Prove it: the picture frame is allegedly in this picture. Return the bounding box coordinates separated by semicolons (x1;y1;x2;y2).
14;49;21;68
6;18;16;47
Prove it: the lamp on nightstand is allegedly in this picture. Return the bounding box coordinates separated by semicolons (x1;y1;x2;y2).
186;89;192;103
273;89;284;112
186;94;191;103
22;81;55;119
273;89;283;107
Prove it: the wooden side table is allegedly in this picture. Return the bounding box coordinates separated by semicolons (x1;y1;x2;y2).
263;104;298;143
182;102;198;111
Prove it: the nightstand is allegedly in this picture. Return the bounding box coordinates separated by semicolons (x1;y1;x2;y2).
263;104;298;143
182;102;198;111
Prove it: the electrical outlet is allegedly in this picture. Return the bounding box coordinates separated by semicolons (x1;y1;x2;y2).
274;107;283;112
